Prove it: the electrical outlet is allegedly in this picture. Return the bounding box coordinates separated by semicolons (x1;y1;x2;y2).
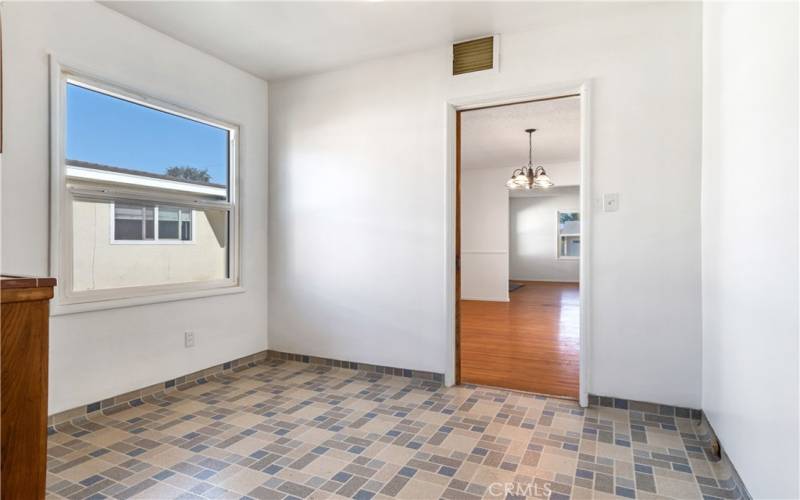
184;331;195;348
603;193;619;212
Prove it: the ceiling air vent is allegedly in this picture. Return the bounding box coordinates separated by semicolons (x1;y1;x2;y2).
452;35;498;76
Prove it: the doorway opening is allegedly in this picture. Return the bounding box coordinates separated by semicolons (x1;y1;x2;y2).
454;91;587;401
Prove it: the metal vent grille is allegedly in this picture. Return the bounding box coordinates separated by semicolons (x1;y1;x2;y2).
452;36;494;75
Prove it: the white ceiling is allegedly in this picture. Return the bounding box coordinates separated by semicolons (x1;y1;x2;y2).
460;95;580;170
102;2;649;81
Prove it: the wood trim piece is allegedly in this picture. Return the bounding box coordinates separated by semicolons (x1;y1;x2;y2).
454;110;462;384
1;275;58;289
1;277;54;499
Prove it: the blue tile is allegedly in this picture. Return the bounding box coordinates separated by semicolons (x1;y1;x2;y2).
127;448;145;457
183;432;200;439
386;430;401;437
241;429;256;436
473;447;489;456
250;450;268;459
365;412;377;418
332;472;352;482
348;445;366;454
80;475;105;487
438;466;457;477
90;449;110;458
154;470;174;481
616;486;636;499
223;362;232;369
194;469;215;480
190;444;208;453
439;426;453;433
471;426;485;433
314;415;327;422
86;402;101;413
73;430;89;438
405;442;421;450
403;369;412;377
165;379;176;388
85;495;106;500
634;464;653;474
563;443;579;452
130;428;145;434
263;465;282;475
615;439;631;448
673;463;692;474
130;399;144;407
614;398;629;409
274;429;289;436
576;469;593;479
312;446;329;454
398;467;416;478
353;490;375;500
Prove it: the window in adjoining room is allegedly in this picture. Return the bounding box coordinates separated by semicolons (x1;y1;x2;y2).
557;211;580;259
52;69;239;307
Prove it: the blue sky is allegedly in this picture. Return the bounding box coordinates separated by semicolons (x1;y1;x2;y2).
66;83;229;185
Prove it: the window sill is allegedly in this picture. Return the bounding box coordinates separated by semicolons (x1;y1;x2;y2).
50;285;245;316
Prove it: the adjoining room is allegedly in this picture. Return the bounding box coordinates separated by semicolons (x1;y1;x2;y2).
458;95;582;398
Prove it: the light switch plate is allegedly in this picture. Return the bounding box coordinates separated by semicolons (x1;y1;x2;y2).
185;331;195;348
603;193;619;212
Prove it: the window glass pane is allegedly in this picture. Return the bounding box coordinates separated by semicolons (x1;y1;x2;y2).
158;207;180;239
66;80;233;294
558;212;580;258
114;203;143;240
73;200;229;291
144;207;155;239
66;83;229;191
180;209;192;241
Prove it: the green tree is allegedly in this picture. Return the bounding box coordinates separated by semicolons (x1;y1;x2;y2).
165;166;211;183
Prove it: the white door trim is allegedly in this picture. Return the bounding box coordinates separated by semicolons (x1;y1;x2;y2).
444;80;593;407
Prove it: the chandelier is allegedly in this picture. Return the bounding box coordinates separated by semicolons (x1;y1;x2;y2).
505;128;554;190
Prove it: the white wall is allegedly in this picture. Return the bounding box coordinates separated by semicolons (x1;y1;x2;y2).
461;167;509;301
510;187;580;282
2;2;269;414
270;3;703;406
701;2;799;498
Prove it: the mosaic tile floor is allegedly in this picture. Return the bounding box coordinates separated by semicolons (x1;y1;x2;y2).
47;360;741;500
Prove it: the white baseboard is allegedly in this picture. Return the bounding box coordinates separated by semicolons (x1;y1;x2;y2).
461;296;510;302
510;278;579;283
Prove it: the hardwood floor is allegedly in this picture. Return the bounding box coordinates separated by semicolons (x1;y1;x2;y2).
459;281;579;398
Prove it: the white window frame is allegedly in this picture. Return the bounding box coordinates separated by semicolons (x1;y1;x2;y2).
49;57;242;314
556;210;580;260
109;202;196;245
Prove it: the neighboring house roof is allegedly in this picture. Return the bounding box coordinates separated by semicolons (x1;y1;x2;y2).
66;160;227;199
66;160;226;188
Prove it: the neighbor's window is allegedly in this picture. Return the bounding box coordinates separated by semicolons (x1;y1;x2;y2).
112;202;193;242
557;211;580;259
57;74;238;303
